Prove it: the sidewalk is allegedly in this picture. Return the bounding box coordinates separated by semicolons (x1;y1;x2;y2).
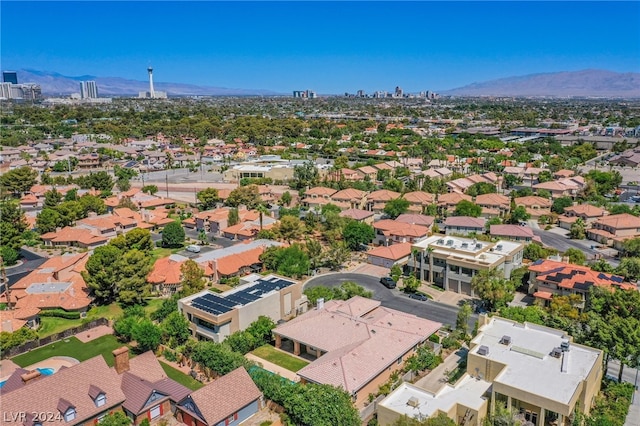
420;284;473;307
624;388;640;426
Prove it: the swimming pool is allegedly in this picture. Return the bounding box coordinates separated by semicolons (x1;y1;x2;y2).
0;367;56;388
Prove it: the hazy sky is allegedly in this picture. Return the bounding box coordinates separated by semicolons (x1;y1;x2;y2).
2;1;639;93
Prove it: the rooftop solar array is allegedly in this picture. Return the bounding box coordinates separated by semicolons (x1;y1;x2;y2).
190;276;295;316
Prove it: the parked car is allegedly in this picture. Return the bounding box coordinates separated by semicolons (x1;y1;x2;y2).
186;244;201;253
380;276;396;289
408;292;428;301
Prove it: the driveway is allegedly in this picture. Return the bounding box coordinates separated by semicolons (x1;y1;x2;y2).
304;273;477;327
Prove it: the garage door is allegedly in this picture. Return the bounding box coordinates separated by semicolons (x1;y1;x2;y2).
460;281;473;296
150;405;161;419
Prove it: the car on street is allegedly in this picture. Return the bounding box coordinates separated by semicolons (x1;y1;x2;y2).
186;244;201;253
408;292;428;301
380;276;396;289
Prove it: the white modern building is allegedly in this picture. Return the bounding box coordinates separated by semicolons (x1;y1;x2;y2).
80;81;98;99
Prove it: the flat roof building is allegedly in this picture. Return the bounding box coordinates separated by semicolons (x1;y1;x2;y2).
179;273;305;343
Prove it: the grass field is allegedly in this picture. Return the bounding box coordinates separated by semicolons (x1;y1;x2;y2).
251;345;309;372
12;335;125;368
160;361;204;391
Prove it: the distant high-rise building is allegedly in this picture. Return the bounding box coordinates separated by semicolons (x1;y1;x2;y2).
292;90;316;99
394;86;403;98
2;71;18;84
147;67;155;99
356;89;365;98
80;81;98;99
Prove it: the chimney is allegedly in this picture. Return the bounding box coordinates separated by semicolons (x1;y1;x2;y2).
21;370;42;385
112;346;130;374
317;298;325;310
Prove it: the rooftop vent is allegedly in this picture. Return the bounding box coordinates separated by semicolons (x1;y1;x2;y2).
496;244;503;251
477;345;489;356
446;240;454;246
437;239;445;245
407;396;420;408
476;243;482;249
500;335;512;345
551;347;563;358
461;243;469;248
561;340;570;352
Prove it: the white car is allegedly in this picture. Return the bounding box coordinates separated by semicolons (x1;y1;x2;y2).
186;244;201;253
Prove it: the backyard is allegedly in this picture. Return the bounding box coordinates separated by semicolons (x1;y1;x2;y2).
160;361;204;391
12;335;125;367
251;345;309;372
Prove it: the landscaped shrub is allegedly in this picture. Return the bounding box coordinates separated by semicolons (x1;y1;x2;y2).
39;309;81;319
429;334;440;344
441;335;461;350
163;349;178;362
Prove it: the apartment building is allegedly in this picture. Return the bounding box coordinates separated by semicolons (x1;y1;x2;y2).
410;235;524;296
178;274;305;343
378;316;604;426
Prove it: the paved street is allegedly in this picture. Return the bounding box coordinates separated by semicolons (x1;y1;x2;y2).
304;273;477;327
5;248;48;286
532;228;599;258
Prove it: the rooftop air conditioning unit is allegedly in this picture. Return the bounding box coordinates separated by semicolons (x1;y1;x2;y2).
477;345;489;356
476;243;482;249
446;240;454;246
496;244;503;251
500;335;512;345
561;340;570;352
437;239;445;245
551;347;563;358
407;396;420;408
461;243;468;248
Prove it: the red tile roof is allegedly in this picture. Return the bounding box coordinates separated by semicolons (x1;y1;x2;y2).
529;259;636;292
367;242;413;260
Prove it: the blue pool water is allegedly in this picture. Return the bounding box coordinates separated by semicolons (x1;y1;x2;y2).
0;367;55;388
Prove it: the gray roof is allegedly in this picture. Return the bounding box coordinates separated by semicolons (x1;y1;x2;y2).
195;239;284;263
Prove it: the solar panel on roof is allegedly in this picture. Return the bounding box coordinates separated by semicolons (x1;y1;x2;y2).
611;275;624;283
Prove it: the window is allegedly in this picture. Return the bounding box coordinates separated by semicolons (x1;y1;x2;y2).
150;405;161;419
95;393;106;407
225;413;238;425
64;409;76;422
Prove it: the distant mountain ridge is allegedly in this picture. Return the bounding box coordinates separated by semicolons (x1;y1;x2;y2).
443;69;640;98
16;69;279;96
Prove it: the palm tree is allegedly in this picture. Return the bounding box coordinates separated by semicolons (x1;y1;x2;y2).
426;246;435;284
257;204;270;230
411;248;419;278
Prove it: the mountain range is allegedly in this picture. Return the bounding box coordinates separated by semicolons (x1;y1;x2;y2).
442;69;640;98
11;68;640;98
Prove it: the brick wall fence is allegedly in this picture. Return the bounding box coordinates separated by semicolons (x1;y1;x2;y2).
2;318;110;359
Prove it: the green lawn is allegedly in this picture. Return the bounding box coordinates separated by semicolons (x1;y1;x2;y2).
251;345;309;372
12;335;126;368
150;247;182;264
160;361;204;391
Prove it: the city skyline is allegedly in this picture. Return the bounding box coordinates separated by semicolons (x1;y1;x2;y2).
1;1;639;94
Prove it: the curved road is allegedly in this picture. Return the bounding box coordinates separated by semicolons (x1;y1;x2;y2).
305;273;477;327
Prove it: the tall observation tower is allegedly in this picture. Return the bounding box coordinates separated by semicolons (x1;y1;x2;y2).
147;66;155;99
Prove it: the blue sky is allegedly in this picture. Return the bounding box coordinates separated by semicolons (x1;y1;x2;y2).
2;1;639;93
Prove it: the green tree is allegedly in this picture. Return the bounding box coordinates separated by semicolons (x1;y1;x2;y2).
110;228;154;253
43;189;62;209
383;198;410;219
78;194;107;215
467;182;497;196
197;188;220;210
116;177;131;192
142;185;159;195
95;412;131;426
0;200;28;251
162;222;185;248
245;316;276;347
508;206;530;224
292;160;320;190
471;267;515;312
615;257;640;281
342;220;375;250
226;184;261;209
622;237;640;257
161;311;191;347
280;191;292;206
564;248;586;265
223;330;257;354
304;285;336;305
132;319;162;353
402;275;421;293
275;215;305;243
36;208;62;233
324;241;351;270
227;207;240;227
180;259;206;296
456;303;473;336
151;296;178;321
0;246;19;266
83;245;123;304
305;238;323;270
390;264;402;282
454;200;482;217
116;249;152;305
0;166;38;195
551;196;573;214
568;218;586;239
114;165;138;180
191;340;252;376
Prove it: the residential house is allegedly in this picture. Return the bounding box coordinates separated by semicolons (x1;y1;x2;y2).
489;225;535;242
527;258;636;306
402;191;435;214
410;235;524;296
378;316;603;426
533;176;586;199
395;214;435;230
0;307;40;332
356;165;379;181
475;193;510;218
587;213;640;246
0;356;127;425
273;297;441;408
444;216;486;236
374;219;430;246
514;196;552;219
367;189;401;212
337;168;362;181
147;254;214;296
422;167;453;179
446;172;500;194
41;226;109;248
339;208;375;225
301;186;337;209
367;242;413;269
330;188;367;210
179;273;304;343
437;192;472;213
176;367;262;426
222;217;275;241
558;204;607;230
